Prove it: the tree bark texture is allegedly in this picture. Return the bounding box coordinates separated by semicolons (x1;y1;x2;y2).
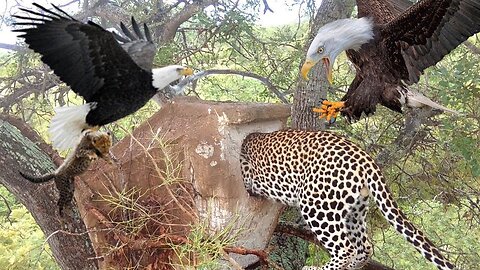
270;1;356;269
0;114;98;270
74;97;291;269
291;0;355;130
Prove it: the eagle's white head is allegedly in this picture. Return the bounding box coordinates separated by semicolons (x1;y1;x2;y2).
301;17;374;82
152;65;194;89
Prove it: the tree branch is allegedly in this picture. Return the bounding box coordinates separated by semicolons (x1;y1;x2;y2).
375;108;442;168
169;69;290;104
464;40;480;55
0;194;13;223
0;43;24;52
224;246;284;270
262;0;274;14
161;0;217;43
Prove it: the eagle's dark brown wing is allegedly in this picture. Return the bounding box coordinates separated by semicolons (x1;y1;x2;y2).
112;17;156;71
382;0;480;84
13;3;154;103
341;75;392;121
356;0;413;23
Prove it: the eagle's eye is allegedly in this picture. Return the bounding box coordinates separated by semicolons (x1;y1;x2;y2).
317;46;324;54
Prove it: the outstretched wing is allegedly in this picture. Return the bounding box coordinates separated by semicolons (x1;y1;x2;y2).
112;17;156;71
382;0;480;84
12;3;150;102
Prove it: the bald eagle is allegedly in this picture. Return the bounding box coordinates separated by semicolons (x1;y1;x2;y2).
301;0;480;122
13;3;193;149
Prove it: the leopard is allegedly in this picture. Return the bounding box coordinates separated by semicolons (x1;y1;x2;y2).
20;129;113;216
240;129;455;270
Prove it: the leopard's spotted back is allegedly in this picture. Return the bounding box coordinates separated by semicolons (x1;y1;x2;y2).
240;129;455;270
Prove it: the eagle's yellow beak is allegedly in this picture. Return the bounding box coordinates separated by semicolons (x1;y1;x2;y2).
301;58;333;84
181;67;194;76
301;60;315;80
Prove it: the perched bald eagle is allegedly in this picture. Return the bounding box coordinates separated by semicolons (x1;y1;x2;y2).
301;0;480;122
13;3;193;149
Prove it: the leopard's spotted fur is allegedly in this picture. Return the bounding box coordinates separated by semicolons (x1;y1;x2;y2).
20;129;113;215
240;129;455;270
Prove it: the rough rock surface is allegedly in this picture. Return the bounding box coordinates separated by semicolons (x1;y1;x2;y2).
76;97;291;269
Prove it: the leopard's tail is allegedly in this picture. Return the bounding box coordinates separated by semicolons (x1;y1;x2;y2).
19;171;55;183
367;170;456;270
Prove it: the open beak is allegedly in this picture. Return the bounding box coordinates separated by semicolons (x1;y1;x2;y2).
301;60;315;80
181;67;194;76
301;58;333;83
323;57;333;84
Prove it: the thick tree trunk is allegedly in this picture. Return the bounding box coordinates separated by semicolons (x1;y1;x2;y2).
292;0;355;130
264;2;357;269
0;114;97;270
286;1;401;269
73;97;291;269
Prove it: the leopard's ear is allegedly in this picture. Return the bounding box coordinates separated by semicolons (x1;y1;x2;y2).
83;129;94;138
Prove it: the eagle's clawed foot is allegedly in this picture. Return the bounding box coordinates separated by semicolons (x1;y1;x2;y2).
312;100;345;123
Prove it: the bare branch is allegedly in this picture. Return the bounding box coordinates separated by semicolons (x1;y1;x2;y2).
262;0;274;14
375;107;442;168
161;0;217;43
88;206;189;249
224;246;284;270
0;43;24;52
0;73;59;110
221;251;244;270
171;69;290;104
464;40;480;55
0;193;13;224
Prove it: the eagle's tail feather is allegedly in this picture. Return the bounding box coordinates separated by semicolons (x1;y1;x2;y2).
49;103;95;150
404;88;460;115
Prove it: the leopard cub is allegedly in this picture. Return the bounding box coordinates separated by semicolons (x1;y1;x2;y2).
20;129;113;215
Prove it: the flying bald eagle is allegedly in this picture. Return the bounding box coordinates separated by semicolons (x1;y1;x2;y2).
13;3;193;149
301;0;480;122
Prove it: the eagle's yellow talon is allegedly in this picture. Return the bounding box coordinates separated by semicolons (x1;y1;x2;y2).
322;100;345;110
312;107;323;113
313;100;345;120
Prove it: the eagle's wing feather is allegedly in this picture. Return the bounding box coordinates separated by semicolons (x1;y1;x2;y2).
113;17;156;71
356;0;413;23
13;3;151;103
341;75;387;121
382;0;480;84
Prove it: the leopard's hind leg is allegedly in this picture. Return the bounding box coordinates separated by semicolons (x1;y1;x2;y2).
346;193;373;269
55;176;74;216
299;197;357;269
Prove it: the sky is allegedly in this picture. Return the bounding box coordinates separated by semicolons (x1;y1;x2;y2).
0;0;315;52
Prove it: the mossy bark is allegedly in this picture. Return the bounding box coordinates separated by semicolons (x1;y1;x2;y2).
0;114;97;270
